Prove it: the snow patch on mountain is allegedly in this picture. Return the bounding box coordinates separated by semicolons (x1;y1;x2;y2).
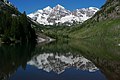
28;5;99;26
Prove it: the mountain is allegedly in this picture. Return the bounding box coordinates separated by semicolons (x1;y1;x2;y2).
28;53;98;74
0;0;37;43
39;0;120;42
28;4;99;26
92;0;120;21
69;0;120;43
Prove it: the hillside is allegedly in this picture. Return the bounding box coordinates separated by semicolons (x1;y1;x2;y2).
35;0;120;43
0;0;36;43
69;0;120;43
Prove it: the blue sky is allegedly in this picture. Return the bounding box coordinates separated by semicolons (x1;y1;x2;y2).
9;0;106;14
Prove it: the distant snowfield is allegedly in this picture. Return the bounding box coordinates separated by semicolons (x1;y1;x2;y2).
28;4;99;26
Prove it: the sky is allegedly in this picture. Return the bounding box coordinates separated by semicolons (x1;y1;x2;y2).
9;0;106;14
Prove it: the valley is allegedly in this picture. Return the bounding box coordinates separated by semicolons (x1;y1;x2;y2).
0;0;120;80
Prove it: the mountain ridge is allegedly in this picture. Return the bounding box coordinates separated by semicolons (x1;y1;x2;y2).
69;0;120;43
28;4;99;26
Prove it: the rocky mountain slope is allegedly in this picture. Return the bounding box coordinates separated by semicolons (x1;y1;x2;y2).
28;4;99;26
92;0;120;22
70;0;120;43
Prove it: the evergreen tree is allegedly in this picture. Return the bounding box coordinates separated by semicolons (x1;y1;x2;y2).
0;11;36;43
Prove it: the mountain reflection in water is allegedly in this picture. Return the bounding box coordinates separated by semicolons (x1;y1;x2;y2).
0;40;120;80
28;52;98;74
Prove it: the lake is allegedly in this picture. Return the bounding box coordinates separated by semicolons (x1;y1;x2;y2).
0;40;120;80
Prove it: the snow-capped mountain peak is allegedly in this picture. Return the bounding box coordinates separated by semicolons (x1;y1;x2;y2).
43;6;52;12
52;4;70;15
89;7;99;11
28;5;99;26
54;4;65;10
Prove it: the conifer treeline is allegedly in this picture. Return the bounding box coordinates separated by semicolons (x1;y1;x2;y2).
0;11;36;43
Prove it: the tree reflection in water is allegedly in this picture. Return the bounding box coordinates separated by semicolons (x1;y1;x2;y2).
0;43;36;80
0;40;120;80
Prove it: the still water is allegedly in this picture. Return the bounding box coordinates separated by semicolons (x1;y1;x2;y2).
0;40;120;80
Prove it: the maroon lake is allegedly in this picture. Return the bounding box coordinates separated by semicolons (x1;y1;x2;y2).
0;40;120;80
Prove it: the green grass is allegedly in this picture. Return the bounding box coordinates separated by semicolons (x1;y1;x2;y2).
36;26;72;40
69;19;120;43
35;18;120;45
